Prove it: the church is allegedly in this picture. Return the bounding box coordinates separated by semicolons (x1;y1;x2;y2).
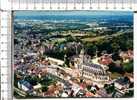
71;49;110;87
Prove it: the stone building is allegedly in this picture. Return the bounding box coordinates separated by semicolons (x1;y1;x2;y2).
71;49;110;87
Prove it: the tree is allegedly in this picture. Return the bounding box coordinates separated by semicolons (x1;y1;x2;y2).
105;83;115;94
104;84;108;88
111;42;120;52
42;85;48;92
123;90;134;97
85;43;97;56
126;39;133;50
24;76;38;85
87;85;92;91
108;62;125;74
66;35;74;42
40;75;57;86
123;60;133;73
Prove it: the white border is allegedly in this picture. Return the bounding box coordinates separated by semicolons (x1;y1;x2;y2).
0;0;137;11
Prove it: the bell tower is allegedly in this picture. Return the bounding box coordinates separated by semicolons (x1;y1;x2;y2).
78;49;85;70
79;49;84;64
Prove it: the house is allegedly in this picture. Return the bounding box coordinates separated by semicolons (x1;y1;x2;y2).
98;54;113;65
97;88;112;97
119;50;133;63
47;57;64;65
61;91;69;97
18;80;33;92
90;86;97;94
114;77;130;90
33;83;42;90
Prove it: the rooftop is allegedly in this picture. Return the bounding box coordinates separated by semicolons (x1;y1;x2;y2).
83;63;103;70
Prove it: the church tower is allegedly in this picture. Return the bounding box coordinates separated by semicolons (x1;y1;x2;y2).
78;49;85;70
80;49;84;64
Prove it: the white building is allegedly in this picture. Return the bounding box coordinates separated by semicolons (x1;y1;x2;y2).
18;80;33;92
47;57;64;65
114;77;130;90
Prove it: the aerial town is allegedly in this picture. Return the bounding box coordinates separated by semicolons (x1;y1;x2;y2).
14;11;134;98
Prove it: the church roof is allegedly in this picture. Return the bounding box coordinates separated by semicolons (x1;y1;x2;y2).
83;63;103;70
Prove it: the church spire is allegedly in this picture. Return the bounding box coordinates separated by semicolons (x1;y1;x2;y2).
79;48;85;64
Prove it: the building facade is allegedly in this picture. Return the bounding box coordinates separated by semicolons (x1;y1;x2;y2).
72;49;110;87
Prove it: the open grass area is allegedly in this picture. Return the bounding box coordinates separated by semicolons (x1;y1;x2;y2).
82;36;106;42
82;32;123;42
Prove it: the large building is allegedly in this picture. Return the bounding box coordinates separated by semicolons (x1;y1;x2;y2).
72;49;110;87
